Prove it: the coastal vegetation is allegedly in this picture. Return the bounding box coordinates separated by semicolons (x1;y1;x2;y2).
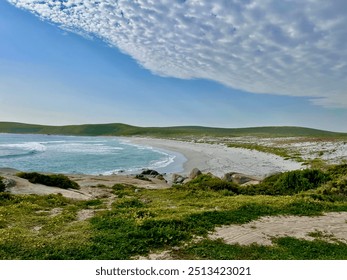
0;164;347;260
227;143;304;162
1;122;346;138
16;172;80;190
0;177;5;192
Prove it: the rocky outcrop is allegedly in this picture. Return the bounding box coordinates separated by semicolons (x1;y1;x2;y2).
172;168;203;185
137;169;166;181
172;174;187;184
189;168;202;179
222;172;261;185
1;178;16;190
141;169;160;177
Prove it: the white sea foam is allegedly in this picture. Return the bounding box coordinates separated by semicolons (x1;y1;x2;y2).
0;134;182;174
48;142;124;154
0;142;47;153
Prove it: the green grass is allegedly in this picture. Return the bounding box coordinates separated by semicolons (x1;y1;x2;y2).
1;165;347;259
1;122;346;138
1;186;346;259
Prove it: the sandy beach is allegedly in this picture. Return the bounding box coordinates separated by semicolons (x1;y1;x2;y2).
1;136;303;198
127;137;303;178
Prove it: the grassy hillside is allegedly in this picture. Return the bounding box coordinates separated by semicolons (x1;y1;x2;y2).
0;122;345;138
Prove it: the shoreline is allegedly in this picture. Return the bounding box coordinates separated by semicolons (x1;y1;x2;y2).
126;137;303;178
0;133;304;179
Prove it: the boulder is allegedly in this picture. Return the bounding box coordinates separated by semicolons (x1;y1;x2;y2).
141;169;160;176
172;174;186;184
138;169;167;181
240;180;261;186
189;168;202;179
2;178;16;188
223;172;260;185
222;172;237;182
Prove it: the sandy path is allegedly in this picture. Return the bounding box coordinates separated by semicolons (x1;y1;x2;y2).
210;212;347;245
128;137;303;178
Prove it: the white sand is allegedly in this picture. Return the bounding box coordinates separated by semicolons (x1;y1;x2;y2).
210;212;347;245
128;137;303;178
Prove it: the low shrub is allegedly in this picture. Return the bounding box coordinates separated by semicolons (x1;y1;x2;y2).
315;177;347;198
0;177;5;192
114;198;145;209
326;164;347;179
16;172;80;190
181;169;330;196
245;169;330;195
183;174;239;193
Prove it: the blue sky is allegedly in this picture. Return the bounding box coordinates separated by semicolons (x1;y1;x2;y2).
1;1;347;132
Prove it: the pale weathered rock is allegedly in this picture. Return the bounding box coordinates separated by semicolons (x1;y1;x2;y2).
189;168;202;179
2;178;16;188
240;180;261;186
172;174;186;184
223;172;260;185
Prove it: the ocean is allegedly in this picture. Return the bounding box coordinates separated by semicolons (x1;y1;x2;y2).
0;134;185;175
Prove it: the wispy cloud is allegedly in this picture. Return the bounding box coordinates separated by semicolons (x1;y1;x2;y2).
8;0;347;108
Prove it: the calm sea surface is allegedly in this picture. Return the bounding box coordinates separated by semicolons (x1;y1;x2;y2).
0;134;184;175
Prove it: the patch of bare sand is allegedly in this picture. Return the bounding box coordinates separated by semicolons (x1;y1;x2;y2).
76;209;96;221
67;173;170;189
210;212;347;245
137;250;174;260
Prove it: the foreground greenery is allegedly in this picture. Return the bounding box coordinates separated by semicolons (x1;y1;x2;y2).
0;177;5;192
0;165;347;260
1;122;346;138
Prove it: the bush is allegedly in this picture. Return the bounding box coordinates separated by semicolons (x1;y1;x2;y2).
241;169;330;196
326;164;347;179
16;172;80;190
0;177;5;192
183;174;239;193
316;178;347;197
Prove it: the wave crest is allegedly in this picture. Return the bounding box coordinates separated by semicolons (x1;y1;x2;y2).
0;142;46;158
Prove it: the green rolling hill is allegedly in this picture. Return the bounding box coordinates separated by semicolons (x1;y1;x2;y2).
0;122;346;138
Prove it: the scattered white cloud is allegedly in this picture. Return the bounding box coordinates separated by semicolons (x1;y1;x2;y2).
7;0;347;107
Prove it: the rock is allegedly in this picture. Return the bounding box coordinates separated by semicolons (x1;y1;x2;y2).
189;168;202;179
141;169;160;176
182;178;191;184
222;172;237;182
2;178;16;188
135;174;152;182
222;172;260;185
138;169;167;181
172;174;186;184
206;172;219;179
240;180;261;186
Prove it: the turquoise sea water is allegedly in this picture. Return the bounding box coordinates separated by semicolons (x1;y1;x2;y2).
0;134;184;175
